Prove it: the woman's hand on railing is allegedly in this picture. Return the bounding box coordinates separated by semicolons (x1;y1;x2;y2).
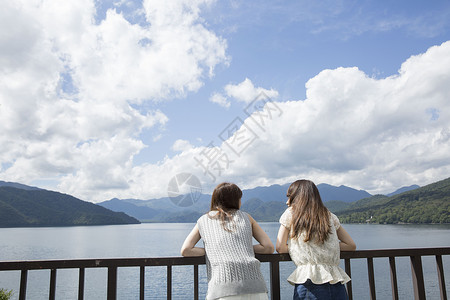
337;226;356;251
253;243;274;254
181;247;206;257
275;224;289;253
181;224;206;257
249;214;275;254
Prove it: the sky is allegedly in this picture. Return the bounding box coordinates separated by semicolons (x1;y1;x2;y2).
1;0;450;203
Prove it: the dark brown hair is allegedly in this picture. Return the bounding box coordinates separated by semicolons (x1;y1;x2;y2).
210;182;242;231
287;179;331;243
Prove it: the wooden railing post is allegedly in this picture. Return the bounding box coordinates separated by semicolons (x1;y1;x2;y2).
410;255;426;300
19;269;28;300
167;265;172;300
49;268;57;300
140;266;145;300
78;267;85;300
345;258;353;300
107;266;117;300
435;255;447;300
367;257;376;300
269;259;281;300
389;257;399;300
194;264;199;300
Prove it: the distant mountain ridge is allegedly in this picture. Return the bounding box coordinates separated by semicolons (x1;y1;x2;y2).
2;179;435;225
98;182;375;223
316;183;372;203
323;184;420;213
240;183;372;203
0;186;140;227
0;180;41;191
387;185;420;196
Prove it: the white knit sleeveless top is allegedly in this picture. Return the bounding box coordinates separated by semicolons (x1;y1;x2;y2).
197;210;268;299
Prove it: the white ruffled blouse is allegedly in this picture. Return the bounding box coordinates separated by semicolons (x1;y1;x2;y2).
279;208;351;285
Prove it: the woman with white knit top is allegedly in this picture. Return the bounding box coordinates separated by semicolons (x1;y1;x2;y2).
181;182;274;300
276;179;356;300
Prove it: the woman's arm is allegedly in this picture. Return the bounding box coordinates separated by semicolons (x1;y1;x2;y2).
180;224;205;257
337;226;356;251
248;214;274;254
276;225;289;253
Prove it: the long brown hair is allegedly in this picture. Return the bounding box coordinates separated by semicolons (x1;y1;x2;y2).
287;179;331;243
210;182;242;232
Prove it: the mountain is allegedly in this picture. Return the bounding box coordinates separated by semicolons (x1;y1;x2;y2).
387;184;420;196
336;177;450;224
99;198;162;222
240;183;372;203
0;187;140;227
99;193;212;223
0;180;41;191
241;184;289;202
317;184;372;202
324;200;352;213
3;178;443;225
99;183;373;222
240;198;286;222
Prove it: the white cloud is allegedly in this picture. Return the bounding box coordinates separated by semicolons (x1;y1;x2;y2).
225;78;279;103
209;92;230;108
172;139;193;152
123;41;450;199
0;0;228;201
209;78;279;108
228;41;450;194
2;1;449;202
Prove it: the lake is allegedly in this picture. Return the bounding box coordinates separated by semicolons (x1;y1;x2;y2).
1;223;449;299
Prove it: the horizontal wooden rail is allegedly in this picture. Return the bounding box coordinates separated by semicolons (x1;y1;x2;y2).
0;247;449;300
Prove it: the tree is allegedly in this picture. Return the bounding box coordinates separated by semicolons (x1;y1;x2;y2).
0;289;13;300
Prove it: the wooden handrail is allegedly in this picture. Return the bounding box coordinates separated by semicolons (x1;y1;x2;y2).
1;247;449;300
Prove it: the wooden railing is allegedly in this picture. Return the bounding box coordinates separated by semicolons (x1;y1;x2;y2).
0;247;449;300
340;247;449;300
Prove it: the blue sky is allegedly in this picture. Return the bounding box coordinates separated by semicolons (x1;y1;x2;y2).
137;0;450;163
150;0;450;158
1;0;450;202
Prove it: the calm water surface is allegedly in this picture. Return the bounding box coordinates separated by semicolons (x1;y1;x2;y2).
1;223;449;299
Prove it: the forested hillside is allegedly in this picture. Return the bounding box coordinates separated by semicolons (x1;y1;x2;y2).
336;177;450;224
0;187;140;227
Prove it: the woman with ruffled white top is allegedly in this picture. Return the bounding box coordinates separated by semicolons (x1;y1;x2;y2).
276;179;356;300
